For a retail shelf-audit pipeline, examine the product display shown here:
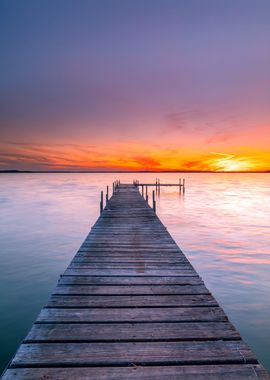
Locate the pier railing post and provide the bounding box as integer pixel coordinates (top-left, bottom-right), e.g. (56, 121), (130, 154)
(106, 186), (109, 203)
(146, 186), (148, 202)
(100, 190), (103, 214)
(152, 190), (156, 213)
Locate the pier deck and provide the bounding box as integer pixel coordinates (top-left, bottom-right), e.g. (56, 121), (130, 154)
(3, 184), (270, 379)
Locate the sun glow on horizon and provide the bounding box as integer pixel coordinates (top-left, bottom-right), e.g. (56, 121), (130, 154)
(206, 152), (259, 172)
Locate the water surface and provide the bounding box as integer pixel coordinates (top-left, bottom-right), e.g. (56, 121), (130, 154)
(0, 173), (269, 373)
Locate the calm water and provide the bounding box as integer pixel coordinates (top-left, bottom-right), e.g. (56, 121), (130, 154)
(0, 173), (270, 373)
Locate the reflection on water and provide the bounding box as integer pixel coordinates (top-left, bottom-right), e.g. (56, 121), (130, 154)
(0, 173), (269, 373)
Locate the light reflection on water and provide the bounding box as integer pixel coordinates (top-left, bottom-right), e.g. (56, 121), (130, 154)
(0, 173), (269, 373)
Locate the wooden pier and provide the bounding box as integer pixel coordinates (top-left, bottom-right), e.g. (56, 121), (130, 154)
(3, 184), (269, 379)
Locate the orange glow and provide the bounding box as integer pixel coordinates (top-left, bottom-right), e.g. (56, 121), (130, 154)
(204, 153), (260, 172)
(0, 140), (269, 172)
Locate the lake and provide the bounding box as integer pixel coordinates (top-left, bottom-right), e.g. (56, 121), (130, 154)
(0, 172), (269, 374)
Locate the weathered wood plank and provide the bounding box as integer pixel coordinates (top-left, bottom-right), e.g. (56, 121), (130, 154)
(25, 322), (240, 342)
(75, 249), (186, 262)
(64, 268), (197, 276)
(72, 257), (188, 264)
(68, 263), (193, 270)
(37, 307), (227, 323)
(3, 364), (270, 380)
(53, 285), (209, 295)
(47, 294), (217, 308)
(80, 245), (180, 249)
(10, 341), (257, 368)
(58, 275), (203, 286)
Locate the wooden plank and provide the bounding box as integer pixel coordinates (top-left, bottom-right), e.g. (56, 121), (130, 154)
(76, 252), (183, 259)
(46, 294), (217, 308)
(72, 257), (188, 264)
(68, 263), (193, 269)
(58, 275), (203, 285)
(3, 364), (270, 380)
(37, 307), (227, 323)
(64, 269), (197, 276)
(25, 322), (240, 342)
(10, 341), (257, 368)
(53, 284), (209, 295)
(80, 245), (179, 249)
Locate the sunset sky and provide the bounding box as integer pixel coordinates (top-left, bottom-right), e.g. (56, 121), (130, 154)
(0, 0), (269, 171)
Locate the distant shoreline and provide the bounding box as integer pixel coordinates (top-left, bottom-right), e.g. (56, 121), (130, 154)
(0, 170), (269, 174)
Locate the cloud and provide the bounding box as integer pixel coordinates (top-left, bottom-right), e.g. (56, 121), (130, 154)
(133, 156), (161, 169)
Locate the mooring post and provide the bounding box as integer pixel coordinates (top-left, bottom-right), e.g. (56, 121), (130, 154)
(183, 178), (185, 193)
(100, 190), (104, 214)
(152, 190), (156, 212)
(146, 186), (148, 202)
(106, 186), (109, 203)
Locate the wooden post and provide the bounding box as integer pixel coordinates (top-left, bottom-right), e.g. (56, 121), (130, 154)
(152, 190), (156, 213)
(106, 186), (109, 203)
(100, 190), (103, 215)
(183, 178), (185, 193)
(142, 185), (144, 197)
(146, 186), (148, 202)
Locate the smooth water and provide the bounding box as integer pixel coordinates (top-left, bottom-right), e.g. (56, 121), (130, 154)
(0, 173), (269, 373)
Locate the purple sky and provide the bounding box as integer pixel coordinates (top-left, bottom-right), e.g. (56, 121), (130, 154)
(0, 0), (270, 170)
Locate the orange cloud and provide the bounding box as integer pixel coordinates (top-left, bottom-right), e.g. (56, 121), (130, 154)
(0, 141), (269, 172)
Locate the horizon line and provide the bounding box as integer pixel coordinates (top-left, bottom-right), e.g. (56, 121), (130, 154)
(0, 169), (269, 174)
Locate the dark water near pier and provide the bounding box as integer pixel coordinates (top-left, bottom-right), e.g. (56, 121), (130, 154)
(0, 173), (269, 373)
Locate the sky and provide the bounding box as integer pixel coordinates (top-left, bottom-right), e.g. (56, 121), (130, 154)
(0, 0), (270, 171)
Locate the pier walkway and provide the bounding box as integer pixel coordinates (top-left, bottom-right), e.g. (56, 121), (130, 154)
(3, 184), (269, 379)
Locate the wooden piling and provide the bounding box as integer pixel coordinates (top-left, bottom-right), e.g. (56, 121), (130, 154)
(100, 190), (103, 214)
(152, 190), (156, 212)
